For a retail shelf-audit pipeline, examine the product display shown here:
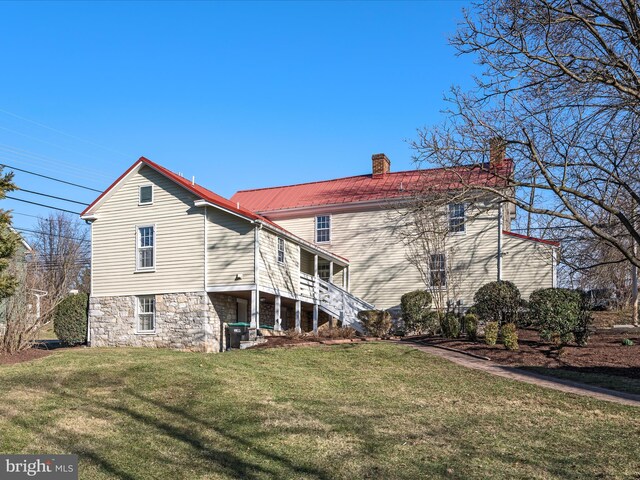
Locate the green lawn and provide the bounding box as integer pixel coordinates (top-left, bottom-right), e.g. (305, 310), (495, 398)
(1, 343), (639, 479)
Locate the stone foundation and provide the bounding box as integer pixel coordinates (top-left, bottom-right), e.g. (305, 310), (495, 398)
(89, 292), (238, 353)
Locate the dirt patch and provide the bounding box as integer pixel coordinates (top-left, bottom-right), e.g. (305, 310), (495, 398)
(417, 329), (640, 379)
(0, 348), (53, 365)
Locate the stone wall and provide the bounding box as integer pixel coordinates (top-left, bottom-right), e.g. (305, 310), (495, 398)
(89, 292), (237, 353)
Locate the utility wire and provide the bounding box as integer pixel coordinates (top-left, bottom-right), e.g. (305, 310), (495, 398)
(13, 226), (90, 243)
(18, 188), (89, 206)
(5, 196), (81, 215)
(0, 164), (102, 192)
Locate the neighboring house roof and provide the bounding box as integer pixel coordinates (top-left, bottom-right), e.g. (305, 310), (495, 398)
(81, 157), (349, 264)
(231, 160), (515, 213)
(10, 227), (33, 253)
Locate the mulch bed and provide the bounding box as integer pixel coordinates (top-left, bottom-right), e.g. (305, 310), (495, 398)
(415, 328), (640, 379)
(0, 348), (53, 365)
(251, 336), (381, 349)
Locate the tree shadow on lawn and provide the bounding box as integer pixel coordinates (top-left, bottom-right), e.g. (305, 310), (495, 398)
(8, 384), (334, 480)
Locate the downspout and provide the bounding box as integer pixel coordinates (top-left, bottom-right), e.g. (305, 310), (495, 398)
(497, 203), (503, 282)
(253, 223), (261, 330)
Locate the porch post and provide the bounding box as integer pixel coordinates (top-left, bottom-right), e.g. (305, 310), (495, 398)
(329, 261), (334, 284)
(295, 300), (301, 333)
(346, 266), (350, 292)
(313, 304), (319, 333)
(275, 295), (282, 331)
(314, 254), (318, 278)
(250, 290), (259, 329)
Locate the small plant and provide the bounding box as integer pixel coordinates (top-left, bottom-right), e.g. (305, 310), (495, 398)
(357, 310), (392, 337)
(501, 322), (519, 351)
(464, 313), (478, 341)
(529, 288), (589, 346)
(622, 338), (635, 346)
(440, 312), (460, 339)
(53, 293), (89, 346)
(283, 328), (303, 339)
(484, 321), (499, 346)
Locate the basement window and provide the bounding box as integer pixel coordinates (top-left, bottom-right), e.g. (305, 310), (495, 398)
(137, 296), (156, 333)
(139, 185), (153, 205)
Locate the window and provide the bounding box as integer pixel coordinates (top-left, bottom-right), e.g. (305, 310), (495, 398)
(449, 203), (465, 233)
(139, 185), (153, 205)
(277, 237), (285, 264)
(317, 261), (331, 282)
(316, 215), (331, 243)
(137, 296), (156, 333)
(429, 254), (446, 287)
(137, 225), (155, 270)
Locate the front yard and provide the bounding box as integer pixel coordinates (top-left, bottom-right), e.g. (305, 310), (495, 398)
(1, 343), (639, 479)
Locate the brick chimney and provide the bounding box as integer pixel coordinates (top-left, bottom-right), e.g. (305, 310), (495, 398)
(372, 153), (391, 178)
(489, 137), (506, 167)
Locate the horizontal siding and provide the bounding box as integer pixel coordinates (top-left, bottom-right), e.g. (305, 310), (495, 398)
(92, 165), (204, 297)
(502, 235), (554, 300)
(258, 229), (300, 295)
(206, 208), (255, 286)
(275, 204), (535, 309)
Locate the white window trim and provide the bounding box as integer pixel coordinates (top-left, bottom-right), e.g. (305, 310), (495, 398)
(448, 203), (466, 235)
(277, 237), (286, 264)
(138, 184), (154, 206)
(135, 224), (156, 273)
(135, 295), (156, 334)
(429, 253), (447, 288)
(315, 215), (332, 244)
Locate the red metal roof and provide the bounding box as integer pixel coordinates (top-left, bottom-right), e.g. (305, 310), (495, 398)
(231, 161), (514, 213)
(81, 157), (350, 263)
(503, 230), (560, 247)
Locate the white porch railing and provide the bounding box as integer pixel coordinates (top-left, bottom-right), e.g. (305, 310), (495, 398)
(299, 272), (374, 331)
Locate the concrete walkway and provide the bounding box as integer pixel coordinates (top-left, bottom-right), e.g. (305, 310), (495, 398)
(398, 340), (640, 407)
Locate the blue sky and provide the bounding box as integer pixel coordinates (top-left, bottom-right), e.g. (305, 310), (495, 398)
(0, 1), (476, 237)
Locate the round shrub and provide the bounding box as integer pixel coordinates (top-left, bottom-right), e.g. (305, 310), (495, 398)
(473, 281), (521, 325)
(484, 321), (499, 346)
(400, 290), (434, 335)
(529, 288), (582, 345)
(357, 310), (392, 337)
(440, 312), (460, 339)
(53, 292), (88, 346)
(464, 313), (478, 341)
(501, 323), (519, 350)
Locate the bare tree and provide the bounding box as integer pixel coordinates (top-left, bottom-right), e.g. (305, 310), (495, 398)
(412, 0), (640, 324)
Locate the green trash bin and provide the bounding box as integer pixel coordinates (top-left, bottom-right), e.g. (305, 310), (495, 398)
(227, 322), (251, 349)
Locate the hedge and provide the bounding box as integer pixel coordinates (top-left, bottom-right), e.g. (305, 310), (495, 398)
(53, 293), (88, 346)
(400, 290), (434, 335)
(473, 281), (521, 325)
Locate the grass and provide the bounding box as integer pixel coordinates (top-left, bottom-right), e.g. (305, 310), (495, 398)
(1, 343), (639, 479)
(521, 366), (640, 396)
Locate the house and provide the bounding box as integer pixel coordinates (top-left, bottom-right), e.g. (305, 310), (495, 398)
(232, 152), (558, 312)
(81, 157), (372, 352)
(82, 150), (557, 352)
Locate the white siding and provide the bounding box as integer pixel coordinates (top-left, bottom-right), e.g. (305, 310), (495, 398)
(502, 235), (555, 300)
(206, 208), (255, 286)
(275, 204), (505, 309)
(258, 228), (300, 295)
(92, 165), (204, 297)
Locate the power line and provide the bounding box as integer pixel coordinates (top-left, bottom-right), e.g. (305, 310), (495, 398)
(18, 188), (88, 206)
(13, 226), (90, 243)
(0, 164), (102, 192)
(5, 196), (81, 215)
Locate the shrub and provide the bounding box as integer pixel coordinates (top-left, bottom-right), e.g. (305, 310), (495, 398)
(357, 310), (392, 337)
(484, 321), (499, 346)
(464, 313), (478, 341)
(53, 293), (88, 346)
(473, 281), (521, 325)
(439, 312), (460, 339)
(622, 338), (635, 346)
(501, 323), (519, 350)
(318, 327), (356, 339)
(529, 288), (585, 345)
(400, 290), (434, 335)
(283, 328), (302, 339)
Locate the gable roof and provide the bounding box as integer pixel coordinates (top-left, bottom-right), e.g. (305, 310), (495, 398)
(230, 160), (514, 213)
(81, 157), (349, 264)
